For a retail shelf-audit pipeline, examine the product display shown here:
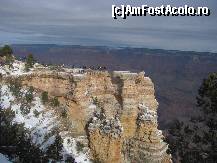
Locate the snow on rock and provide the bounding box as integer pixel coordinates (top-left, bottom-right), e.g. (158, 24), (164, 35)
(0, 84), (58, 149)
(88, 110), (123, 138)
(73, 74), (85, 78)
(0, 61), (91, 162)
(138, 103), (157, 123)
(0, 83), (91, 162)
(0, 85), (14, 109)
(0, 60), (32, 76)
(60, 133), (91, 163)
(12, 102), (58, 147)
(0, 153), (11, 163)
(88, 104), (97, 110)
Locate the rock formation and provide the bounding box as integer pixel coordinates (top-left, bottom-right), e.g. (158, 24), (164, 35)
(19, 68), (170, 163)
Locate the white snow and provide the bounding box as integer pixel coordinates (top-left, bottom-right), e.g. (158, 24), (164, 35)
(0, 61), (91, 162)
(113, 71), (130, 73)
(61, 133), (90, 163)
(0, 85), (58, 148)
(0, 154), (11, 163)
(72, 68), (84, 73)
(0, 83), (91, 162)
(12, 101), (57, 147)
(88, 104), (97, 110)
(73, 74), (84, 77)
(138, 103), (157, 123)
(84, 90), (89, 96)
(0, 85), (14, 109)
(0, 60), (33, 76)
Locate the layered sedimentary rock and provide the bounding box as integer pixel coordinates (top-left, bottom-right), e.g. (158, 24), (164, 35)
(126, 104), (170, 163)
(88, 110), (123, 163)
(20, 68), (170, 163)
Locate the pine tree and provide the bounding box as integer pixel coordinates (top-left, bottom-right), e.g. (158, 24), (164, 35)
(46, 134), (63, 161)
(0, 45), (13, 57)
(41, 91), (48, 104)
(0, 45), (14, 67)
(166, 72), (217, 163)
(196, 73), (217, 161)
(8, 78), (22, 98)
(51, 97), (60, 107)
(25, 86), (34, 103)
(0, 107), (47, 162)
(25, 54), (35, 71)
(5, 54), (14, 67)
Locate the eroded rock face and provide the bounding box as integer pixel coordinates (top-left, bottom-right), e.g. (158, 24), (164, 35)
(21, 69), (170, 163)
(88, 110), (123, 163)
(126, 105), (170, 163)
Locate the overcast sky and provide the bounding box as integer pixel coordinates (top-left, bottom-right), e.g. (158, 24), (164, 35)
(0, 0), (216, 52)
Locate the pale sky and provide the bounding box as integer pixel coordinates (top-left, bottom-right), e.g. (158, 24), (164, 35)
(0, 0), (216, 52)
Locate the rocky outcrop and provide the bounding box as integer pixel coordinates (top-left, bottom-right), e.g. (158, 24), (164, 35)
(126, 104), (170, 163)
(20, 68), (170, 163)
(88, 110), (123, 163)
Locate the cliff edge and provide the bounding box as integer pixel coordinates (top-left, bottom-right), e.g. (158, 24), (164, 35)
(17, 67), (170, 163)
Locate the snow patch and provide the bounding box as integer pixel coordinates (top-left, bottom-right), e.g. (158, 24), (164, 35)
(61, 133), (90, 163)
(0, 154), (11, 163)
(0, 60), (32, 76)
(0, 83), (91, 162)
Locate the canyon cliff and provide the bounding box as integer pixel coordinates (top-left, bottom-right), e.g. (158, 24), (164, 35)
(19, 68), (170, 163)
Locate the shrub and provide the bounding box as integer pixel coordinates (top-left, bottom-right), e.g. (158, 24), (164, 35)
(46, 134), (63, 161)
(25, 54), (35, 71)
(51, 97), (60, 107)
(8, 78), (22, 98)
(0, 107), (48, 162)
(5, 54), (14, 67)
(65, 156), (75, 163)
(25, 86), (34, 103)
(20, 103), (31, 115)
(67, 139), (71, 144)
(33, 109), (40, 117)
(41, 91), (48, 104)
(76, 141), (85, 153)
(61, 108), (67, 118)
(0, 45), (13, 57)
(44, 132), (53, 141)
(92, 96), (99, 105)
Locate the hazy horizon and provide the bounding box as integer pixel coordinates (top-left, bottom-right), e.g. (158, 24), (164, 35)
(6, 43), (216, 54)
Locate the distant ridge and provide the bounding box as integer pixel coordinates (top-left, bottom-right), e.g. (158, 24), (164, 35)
(12, 44), (217, 56)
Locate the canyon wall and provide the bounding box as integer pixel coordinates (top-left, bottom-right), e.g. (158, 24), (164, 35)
(21, 69), (170, 163)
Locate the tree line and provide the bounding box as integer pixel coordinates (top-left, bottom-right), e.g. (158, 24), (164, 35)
(166, 73), (217, 163)
(0, 45), (35, 71)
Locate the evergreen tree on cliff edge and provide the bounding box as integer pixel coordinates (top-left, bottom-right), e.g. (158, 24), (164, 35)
(166, 72), (217, 163)
(25, 54), (35, 71)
